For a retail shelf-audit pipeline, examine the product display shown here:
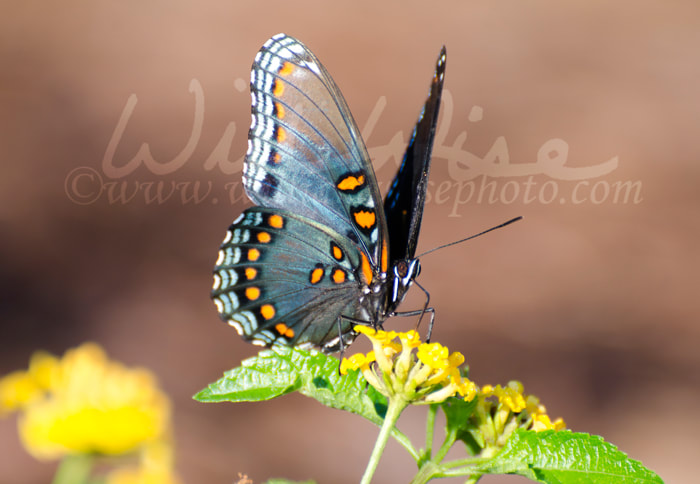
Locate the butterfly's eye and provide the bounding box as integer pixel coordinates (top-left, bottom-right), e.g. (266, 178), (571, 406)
(396, 260), (409, 278)
(395, 259), (420, 283)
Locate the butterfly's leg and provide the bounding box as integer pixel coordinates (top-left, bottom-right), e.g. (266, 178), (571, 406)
(389, 306), (436, 341)
(423, 307), (435, 342)
(334, 314), (374, 373)
(335, 314), (373, 355)
(390, 278), (436, 340)
(335, 316), (346, 358)
(338, 314), (374, 329)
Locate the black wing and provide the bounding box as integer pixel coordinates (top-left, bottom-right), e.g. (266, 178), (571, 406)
(383, 47), (446, 263)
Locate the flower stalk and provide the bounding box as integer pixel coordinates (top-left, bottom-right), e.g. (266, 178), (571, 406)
(360, 394), (409, 484)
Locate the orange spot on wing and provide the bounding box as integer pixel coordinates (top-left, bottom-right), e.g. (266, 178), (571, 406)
(274, 102), (285, 119)
(381, 240), (388, 273)
(276, 126), (286, 143)
(261, 304), (275, 320)
(275, 322), (295, 338)
(268, 214), (284, 228)
(272, 79), (284, 97)
(332, 268), (346, 284)
(271, 152), (281, 164)
(337, 174), (365, 192)
(245, 267), (257, 280)
(245, 287), (261, 300)
(310, 267), (324, 284)
(331, 243), (343, 261)
(361, 253), (373, 285)
(257, 232), (271, 243)
(248, 248), (260, 261)
(353, 210), (376, 229)
(279, 62), (294, 76)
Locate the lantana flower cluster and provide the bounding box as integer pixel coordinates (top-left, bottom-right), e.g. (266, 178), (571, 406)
(341, 327), (565, 456)
(340, 326), (477, 404)
(473, 380), (566, 455)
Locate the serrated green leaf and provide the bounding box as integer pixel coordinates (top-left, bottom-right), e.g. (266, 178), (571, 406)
(194, 347), (388, 425)
(193, 347), (303, 402)
(476, 429), (663, 484)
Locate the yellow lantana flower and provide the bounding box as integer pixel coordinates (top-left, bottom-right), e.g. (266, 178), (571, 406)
(0, 371), (42, 414)
(482, 381), (527, 413)
(1, 343), (171, 460)
(531, 412), (566, 432)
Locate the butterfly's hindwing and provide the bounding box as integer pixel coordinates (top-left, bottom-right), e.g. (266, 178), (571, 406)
(212, 207), (365, 349)
(244, 34), (387, 267)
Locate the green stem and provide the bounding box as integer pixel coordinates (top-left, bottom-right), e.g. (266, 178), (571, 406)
(390, 427), (419, 461)
(52, 454), (94, 484)
(433, 428), (457, 463)
(442, 456), (491, 469)
(435, 464), (484, 481)
(423, 404), (437, 460)
(360, 396), (409, 484)
(410, 460), (441, 484)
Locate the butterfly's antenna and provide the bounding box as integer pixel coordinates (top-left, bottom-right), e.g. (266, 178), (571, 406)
(417, 216), (523, 258)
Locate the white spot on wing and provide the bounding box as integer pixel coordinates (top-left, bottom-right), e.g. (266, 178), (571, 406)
(213, 297), (224, 314)
(232, 310), (257, 333)
(306, 61), (321, 76)
(227, 319), (244, 335)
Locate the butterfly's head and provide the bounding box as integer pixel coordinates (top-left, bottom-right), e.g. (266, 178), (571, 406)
(390, 258), (421, 304)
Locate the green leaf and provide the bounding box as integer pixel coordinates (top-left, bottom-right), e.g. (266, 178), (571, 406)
(194, 347), (388, 425)
(477, 429), (664, 484)
(442, 396), (477, 429)
(441, 397), (481, 454)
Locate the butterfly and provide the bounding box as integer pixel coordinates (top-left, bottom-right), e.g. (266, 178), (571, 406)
(212, 33), (445, 352)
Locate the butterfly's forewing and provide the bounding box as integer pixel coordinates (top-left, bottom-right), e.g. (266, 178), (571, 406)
(384, 47), (446, 262)
(212, 208), (364, 349)
(245, 34), (388, 268)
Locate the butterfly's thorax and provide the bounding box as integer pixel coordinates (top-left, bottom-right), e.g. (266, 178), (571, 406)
(354, 266), (384, 322)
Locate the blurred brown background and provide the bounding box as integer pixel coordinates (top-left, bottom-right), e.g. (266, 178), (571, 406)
(1, 1), (698, 483)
